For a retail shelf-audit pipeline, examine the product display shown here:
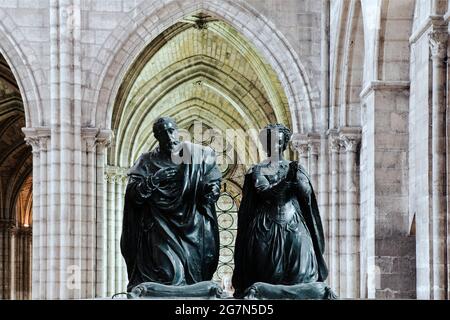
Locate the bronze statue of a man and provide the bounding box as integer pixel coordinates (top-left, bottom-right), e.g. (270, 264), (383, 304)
(120, 117), (222, 292)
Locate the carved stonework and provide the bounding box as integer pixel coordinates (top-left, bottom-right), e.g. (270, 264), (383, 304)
(339, 127), (361, 153)
(0, 219), (13, 231)
(340, 135), (360, 153)
(104, 171), (116, 184)
(24, 137), (42, 154)
(328, 135), (342, 154)
(105, 166), (128, 184)
(429, 30), (448, 59)
(308, 135), (321, 156)
(297, 143), (310, 156)
(291, 133), (309, 155)
(22, 127), (51, 155)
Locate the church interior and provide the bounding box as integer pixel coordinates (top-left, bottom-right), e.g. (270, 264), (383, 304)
(0, 0), (449, 300)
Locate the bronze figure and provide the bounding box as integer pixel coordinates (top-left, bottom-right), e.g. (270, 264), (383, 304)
(120, 117), (222, 292)
(232, 123), (334, 299)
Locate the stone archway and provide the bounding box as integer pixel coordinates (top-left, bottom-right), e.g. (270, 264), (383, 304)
(0, 9), (44, 128)
(0, 53), (33, 300)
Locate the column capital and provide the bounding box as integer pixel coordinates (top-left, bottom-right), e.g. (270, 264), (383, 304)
(16, 226), (32, 235)
(327, 130), (342, 153)
(291, 132), (322, 155)
(429, 29), (448, 59)
(105, 170), (117, 183)
(339, 127), (361, 153)
(105, 165), (128, 184)
(22, 127), (51, 154)
(291, 133), (310, 155)
(307, 133), (321, 155)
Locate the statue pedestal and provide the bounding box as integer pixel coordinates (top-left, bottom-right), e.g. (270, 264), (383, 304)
(124, 281), (225, 299)
(113, 281), (337, 300)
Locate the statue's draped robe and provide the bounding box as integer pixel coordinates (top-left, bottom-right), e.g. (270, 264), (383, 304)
(121, 142), (221, 291)
(232, 161), (328, 296)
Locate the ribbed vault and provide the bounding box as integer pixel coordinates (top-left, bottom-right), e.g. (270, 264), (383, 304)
(110, 17), (292, 169)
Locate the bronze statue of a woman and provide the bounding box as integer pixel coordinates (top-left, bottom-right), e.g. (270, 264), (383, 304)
(232, 124), (335, 299)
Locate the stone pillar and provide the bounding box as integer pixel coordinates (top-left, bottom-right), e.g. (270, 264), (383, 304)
(24, 227), (32, 300)
(293, 135), (310, 171)
(340, 127), (361, 298)
(105, 170), (116, 296)
(13, 226), (32, 300)
(94, 131), (112, 298)
(291, 133), (322, 184)
(0, 221), (13, 299)
(318, 134), (330, 268)
(10, 226), (16, 299)
(115, 173), (127, 293)
(24, 126), (112, 299)
(23, 127), (50, 300)
(321, 0), (330, 129)
(328, 131), (341, 293)
(429, 29), (448, 299)
(81, 128), (112, 298)
(308, 134), (321, 191)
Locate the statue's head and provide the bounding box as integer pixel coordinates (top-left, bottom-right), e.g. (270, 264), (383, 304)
(259, 123), (292, 157)
(153, 117), (180, 153)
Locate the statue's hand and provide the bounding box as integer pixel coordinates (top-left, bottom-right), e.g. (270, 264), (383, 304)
(203, 183), (220, 204)
(150, 167), (178, 186)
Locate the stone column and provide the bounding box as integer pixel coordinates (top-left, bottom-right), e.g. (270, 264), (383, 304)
(340, 127), (361, 298)
(105, 169), (116, 297)
(328, 131), (341, 293)
(82, 128), (112, 298)
(291, 133), (322, 182)
(10, 226), (16, 299)
(292, 135), (310, 171)
(429, 29), (448, 300)
(115, 173), (127, 293)
(13, 226), (32, 300)
(360, 80), (412, 298)
(321, 0), (330, 129)
(24, 227), (32, 300)
(94, 130), (112, 297)
(308, 135), (321, 191)
(318, 134), (330, 267)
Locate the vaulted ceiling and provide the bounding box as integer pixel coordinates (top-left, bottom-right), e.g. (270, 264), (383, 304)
(110, 16), (291, 168)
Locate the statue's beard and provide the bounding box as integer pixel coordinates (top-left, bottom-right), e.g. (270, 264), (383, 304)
(161, 140), (181, 152)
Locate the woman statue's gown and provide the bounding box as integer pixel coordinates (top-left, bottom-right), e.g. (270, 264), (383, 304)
(232, 160), (328, 296)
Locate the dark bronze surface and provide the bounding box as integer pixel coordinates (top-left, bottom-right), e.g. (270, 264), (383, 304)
(232, 124), (332, 299)
(121, 117), (222, 294)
